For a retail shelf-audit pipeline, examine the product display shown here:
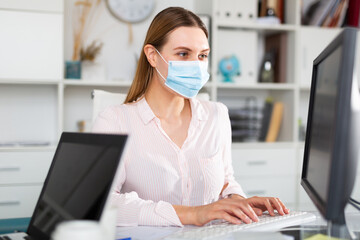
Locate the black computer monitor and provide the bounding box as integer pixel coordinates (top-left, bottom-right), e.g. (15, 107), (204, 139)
(301, 28), (360, 238)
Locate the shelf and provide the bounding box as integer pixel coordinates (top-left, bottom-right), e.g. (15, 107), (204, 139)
(232, 141), (296, 149)
(63, 79), (132, 87)
(217, 82), (296, 90)
(0, 145), (57, 152)
(0, 79), (60, 85)
(216, 21), (297, 33)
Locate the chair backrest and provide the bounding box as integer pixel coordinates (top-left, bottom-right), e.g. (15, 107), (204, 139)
(92, 90), (126, 123)
(91, 89), (210, 123)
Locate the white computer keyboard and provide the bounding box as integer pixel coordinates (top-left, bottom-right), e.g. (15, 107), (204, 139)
(164, 211), (316, 240)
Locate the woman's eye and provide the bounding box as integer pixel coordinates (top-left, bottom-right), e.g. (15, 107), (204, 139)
(199, 54), (208, 59)
(177, 52), (188, 57)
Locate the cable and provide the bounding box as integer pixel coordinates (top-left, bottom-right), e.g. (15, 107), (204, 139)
(349, 197), (360, 206)
(349, 200), (360, 211)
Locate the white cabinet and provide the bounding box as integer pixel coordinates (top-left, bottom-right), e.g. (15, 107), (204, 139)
(0, 148), (55, 219)
(0, 185), (43, 219)
(0, 10), (63, 80)
(232, 145), (297, 206)
(0, 151), (53, 184)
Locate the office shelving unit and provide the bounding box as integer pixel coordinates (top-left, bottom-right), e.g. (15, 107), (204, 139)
(0, 0), (358, 219)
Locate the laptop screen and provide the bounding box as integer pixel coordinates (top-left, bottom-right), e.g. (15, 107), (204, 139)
(27, 133), (127, 240)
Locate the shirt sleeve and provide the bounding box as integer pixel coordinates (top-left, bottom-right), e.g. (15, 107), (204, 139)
(217, 103), (247, 199)
(92, 108), (183, 227)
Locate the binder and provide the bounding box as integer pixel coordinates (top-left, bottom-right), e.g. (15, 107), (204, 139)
(266, 102), (284, 142)
(259, 98), (273, 141)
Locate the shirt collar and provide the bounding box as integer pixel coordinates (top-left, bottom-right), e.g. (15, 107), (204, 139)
(136, 96), (209, 125)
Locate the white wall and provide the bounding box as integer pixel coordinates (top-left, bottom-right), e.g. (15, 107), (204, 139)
(64, 0), (196, 82)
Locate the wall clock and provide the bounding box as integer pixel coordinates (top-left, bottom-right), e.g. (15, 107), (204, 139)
(106, 0), (155, 23)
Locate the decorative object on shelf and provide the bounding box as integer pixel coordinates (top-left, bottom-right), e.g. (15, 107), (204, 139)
(258, 50), (275, 83)
(66, 0), (103, 79)
(106, 0), (155, 44)
(218, 55), (241, 83)
(80, 40), (106, 80)
(77, 120), (92, 132)
(65, 60), (81, 79)
(258, 0), (284, 23)
(264, 33), (287, 83)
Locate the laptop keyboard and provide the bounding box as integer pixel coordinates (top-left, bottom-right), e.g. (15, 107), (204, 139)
(0, 236), (11, 240)
(0, 235), (31, 240)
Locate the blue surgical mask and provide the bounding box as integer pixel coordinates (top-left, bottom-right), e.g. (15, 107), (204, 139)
(154, 48), (210, 98)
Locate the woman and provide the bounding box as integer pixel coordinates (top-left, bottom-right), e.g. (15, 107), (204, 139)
(93, 6), (289, 227)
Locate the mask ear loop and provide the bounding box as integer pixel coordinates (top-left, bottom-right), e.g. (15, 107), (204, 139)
(154, 48), (169, 82)
(154, 48), (169, 65)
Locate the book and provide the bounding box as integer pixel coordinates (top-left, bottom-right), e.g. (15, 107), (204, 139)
(258, 98), (274, 141)
(308, 0), (338, 26)
(265, 102), (284, 142)
(347, 0), (360, 26)
(322, 0), (349, 27)
(265, 33), (287, 83)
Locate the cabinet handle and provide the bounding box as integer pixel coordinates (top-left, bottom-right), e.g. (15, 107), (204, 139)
(247, 190), (266, 196)
(0, 200), (20, 206)
(0, 166), (20, 171)
(247, 161), (267, 166)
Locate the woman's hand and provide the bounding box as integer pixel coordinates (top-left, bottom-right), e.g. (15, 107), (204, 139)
(173, 195), (290, 226)
(236, 195), (290, 217)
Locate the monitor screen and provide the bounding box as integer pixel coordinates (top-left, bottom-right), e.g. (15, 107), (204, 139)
(28, 133), (126, 239)
(306, 46), (342, 203)
(301, 28), (359, 232)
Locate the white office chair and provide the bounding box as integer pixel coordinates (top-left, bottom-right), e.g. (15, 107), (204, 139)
(91, 89), (210, 123)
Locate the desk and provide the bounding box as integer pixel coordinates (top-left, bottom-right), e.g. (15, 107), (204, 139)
(115, 212), (360, 240)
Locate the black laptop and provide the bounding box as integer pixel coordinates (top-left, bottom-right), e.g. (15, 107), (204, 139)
(0, 132), (127, 240)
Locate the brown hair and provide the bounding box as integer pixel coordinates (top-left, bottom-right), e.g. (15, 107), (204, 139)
(124, 7), (208, 103)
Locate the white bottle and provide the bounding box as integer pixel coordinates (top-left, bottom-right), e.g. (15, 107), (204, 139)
(52, 220), (103, 240)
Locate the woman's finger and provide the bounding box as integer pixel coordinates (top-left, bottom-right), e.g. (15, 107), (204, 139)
(269, 197), (284, 215)
(276, 198), (290, 214)
(238, 204), (259, 222)
(215, 211), (242, 225)
(252, 207), (263, 216)
(263, 198), (276, 216)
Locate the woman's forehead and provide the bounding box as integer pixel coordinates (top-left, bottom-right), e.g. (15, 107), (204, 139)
(165, 26), (209, 51)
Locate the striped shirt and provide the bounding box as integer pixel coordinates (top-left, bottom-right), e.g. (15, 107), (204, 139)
(92, 97), (245, 227)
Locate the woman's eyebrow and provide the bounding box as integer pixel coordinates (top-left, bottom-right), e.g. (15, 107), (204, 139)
(173, 46), (192, 51)
(173, 46), (210, 52)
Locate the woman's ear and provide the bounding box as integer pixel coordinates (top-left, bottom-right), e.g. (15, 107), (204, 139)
(144, 44), (157, 68)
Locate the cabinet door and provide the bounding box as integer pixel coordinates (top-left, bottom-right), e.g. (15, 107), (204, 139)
(0, 10), (63, 79)
(299, 27), (341, 86)
(0, 185), (42, 219)
(0, 151), (54, 184)
(232, 148), (296, 177)
(237, 176), (296, 204)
